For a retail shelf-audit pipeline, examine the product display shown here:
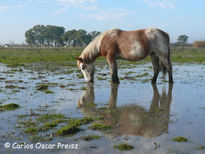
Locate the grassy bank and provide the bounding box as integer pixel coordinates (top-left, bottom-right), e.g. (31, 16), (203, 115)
(0, 47), (82, 65)
(0, 47), (205, 65)
(171, 47), (205, 63)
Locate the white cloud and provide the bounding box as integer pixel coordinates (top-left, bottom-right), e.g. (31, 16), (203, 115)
(0, 3), (28, 14)
(0, 6), (13, 13)
(79, 9), (131, 21)
(142, 0), (176, 9)
(82, 4), (99, 10)
(57, 0), (97, 7)
(53, 0), (98, 15)
(27, 0), (51, 3)
(52, 6), (69, 15)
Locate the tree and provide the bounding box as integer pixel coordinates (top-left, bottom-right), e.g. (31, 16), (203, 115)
(177, 35), (188, 46)
(25, 25), (47, 47)
(25, 28), (36, 46)
(33, 25), (47, 47)
(45, 25), (65, 47)
(25, 25), (65, 47)
(89, 31), (101, 40)
(62, 29), (92, 47)
(75, 29), (91, 47)
(62, 29), (77, 47)
(25, 24), (101, 47)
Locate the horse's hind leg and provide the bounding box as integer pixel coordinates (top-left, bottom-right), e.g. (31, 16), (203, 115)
(158, 56), (173, 84)
(150, 53), (160, 84)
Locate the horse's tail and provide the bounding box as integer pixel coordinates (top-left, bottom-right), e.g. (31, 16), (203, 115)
(158, 29), (171, 78)
(146, 28), (171, 74)
(160, 62), (167, 78)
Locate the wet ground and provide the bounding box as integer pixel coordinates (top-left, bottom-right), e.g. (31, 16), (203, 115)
(0, 62), (205, 154)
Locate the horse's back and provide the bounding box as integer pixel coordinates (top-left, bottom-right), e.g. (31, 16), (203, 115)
(100, 29), (147, 60)
(99, 28), (170, 61)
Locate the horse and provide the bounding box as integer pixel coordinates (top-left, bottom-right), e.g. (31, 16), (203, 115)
(76, 28), (173, 84)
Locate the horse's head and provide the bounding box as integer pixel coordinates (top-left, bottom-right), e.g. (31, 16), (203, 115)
(77, 57), (94, 82)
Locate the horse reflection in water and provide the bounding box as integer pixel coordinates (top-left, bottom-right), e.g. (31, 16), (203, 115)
(78, 83), (173, 138)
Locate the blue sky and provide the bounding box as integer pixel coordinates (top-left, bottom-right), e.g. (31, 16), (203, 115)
(0, 0), (205, 44)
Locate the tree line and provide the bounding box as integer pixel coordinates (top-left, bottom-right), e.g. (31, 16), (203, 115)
(25, 25), (101, 47)
(24, 26), (205, 48)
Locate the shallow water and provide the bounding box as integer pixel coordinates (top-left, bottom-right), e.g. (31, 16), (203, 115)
(0, 62), (205, 154)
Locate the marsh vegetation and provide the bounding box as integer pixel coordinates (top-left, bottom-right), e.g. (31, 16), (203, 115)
(0, 47), (205, 153)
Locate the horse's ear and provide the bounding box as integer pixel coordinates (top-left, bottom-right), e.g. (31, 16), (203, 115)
(76, 57), (83, 62)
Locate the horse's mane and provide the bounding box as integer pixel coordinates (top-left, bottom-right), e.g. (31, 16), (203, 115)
(80, 29), (117, 63)
(80, 32), (106, 63)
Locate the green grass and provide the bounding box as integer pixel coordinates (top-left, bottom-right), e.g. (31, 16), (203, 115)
(5, 85), (18, 89)
(197, 145), (205, 150)
(97, 76), (106, 80)
(18, 120), (38, 127)
(0, 47), (205, 66)
(0, 103), (20, 111)
(36, 84), (49, 91)
(44, 90), (54, 94)
(24, 127), (39, 135)
(36, 84), (54, 94)
(39, 122), (58, 132)
(68, 117), (94, 126)
(0, 47), (82, 65)
(173, 136), (188, 142)
(89, 123), (111, 131)
(17, 113), (95, 138)
(136, 72), (149, 77)
(171, 47), (205, 63)
(80, 135), (100, 141)
(114, 143), (134, 151)
(56, 117), (94, 136)
(37, 113), (67, 122)
(56, 124), (80, 136)
(29, 135), (53, 142)
(17, 114), (68, 136)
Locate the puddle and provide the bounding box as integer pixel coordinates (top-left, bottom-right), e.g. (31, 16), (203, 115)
(0, 62), (205, 154)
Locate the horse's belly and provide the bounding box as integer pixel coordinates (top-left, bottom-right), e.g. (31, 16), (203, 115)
(122, 42), (147, 61)
(129, 49), (146, 60)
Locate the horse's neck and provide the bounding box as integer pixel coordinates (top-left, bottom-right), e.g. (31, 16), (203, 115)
(80, 43), (100, 63)
(80, 32), (106, 63)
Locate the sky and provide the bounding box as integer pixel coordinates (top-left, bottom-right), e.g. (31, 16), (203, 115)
(0, 0), (205, 44)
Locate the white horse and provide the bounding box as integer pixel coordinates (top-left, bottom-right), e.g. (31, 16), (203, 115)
(77, 28), (173, 84)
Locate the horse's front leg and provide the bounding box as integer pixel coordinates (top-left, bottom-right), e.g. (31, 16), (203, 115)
(107, 59), (119, 83)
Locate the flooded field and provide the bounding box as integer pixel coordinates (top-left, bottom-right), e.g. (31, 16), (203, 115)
(0, 60), (205, 154)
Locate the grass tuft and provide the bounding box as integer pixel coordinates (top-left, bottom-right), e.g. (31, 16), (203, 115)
(0, 103), (20, 111)
(56, 124), (80, 136)
(37, 114), (66, 122)
(24, 127), (39, 135)
(89, 123), (111, 131)
(80, 135), (100, 141)
(173, 137), (188, 142)
(114, 143), (134, 151)
(36, 84), (48, 91)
